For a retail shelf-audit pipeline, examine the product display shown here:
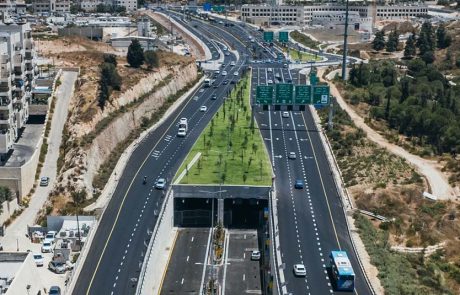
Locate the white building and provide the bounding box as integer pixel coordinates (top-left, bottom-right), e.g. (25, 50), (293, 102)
(0, 252), (45, 295)
(0, 22), (36, 156)
(241, 4), (304, 26)
(32, 0), (71, 14)
(310, 11), (372, 32)
(114, 0), (136, 12)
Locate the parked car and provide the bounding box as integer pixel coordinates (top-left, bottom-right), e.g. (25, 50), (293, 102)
(294, 179), (304, 189)
(40, 177), (49, 186)
(44, 231), (57, 242)
(48, 261), (66, 274)
(33, 254), (44, 267)
(155, 178), (166, 190)
(293, 264), (306, 276)
(251, 250), (261, 261)
(41, 241), (54, 253)
(49, 286), (61, 295)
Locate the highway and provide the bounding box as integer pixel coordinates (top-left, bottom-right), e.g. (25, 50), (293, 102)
(72, 9), (372, 295)
(72, 23), (245, 294)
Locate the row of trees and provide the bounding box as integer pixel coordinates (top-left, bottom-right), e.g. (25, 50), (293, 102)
(348, 59), (460, 154)
(372, 22), (452, 64)
(127, 39), (159, 69)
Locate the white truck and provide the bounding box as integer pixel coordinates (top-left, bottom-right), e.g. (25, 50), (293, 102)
(178, 118), (188, 137)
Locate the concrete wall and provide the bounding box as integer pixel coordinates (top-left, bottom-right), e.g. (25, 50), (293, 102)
(0, 198), (20, 226)
(58, 27), (103, 40)
(47, 215), (95, 232)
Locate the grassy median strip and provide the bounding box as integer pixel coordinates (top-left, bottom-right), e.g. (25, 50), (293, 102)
(176, 73), (271, 185)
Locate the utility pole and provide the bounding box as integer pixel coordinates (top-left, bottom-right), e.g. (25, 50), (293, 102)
(341, 0), (350, 81)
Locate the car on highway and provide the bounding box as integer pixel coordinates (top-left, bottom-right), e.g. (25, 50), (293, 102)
(288, 152), (296, 159)
(211, 94), (217, 100)
(267, 68), (272, 72)
(233, 71), (238, 76)
(215, 70), (220, 75)
(230, 61), (236, 66)
(193, 96), (199, 101)
(33, 254), (44, 267)
(199, 89), (205, 93)
(155, 178), (166, 190)
(41, 241), (54, 253)
(267, 80), (273, 85)
(223, 80), (229, 85)
(48, 261), (66, 274)
(222, 71), (227, 76)
(225, 52), (230, 56)
(200, 106), (207, 112)
(218, 20), (224, 24)
(282, 111), (289, 118)
(251, 250), (261, 261)
(177, 128), (186, 137)
(293, 264), (306, 276)
(40, 176), (49, 186)
(283, 63), (288, 68)
(49, 286), (61, 295)
(294, 179), (304, 189)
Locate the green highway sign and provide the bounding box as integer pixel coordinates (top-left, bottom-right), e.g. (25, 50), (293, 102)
(263, 31), (274, 42)
(256, 85), (274, 104)
(279, 31), (289, 43)
(313, 85), (330, 104)
(212, 5), (225, 12)
(295, 85), (311, 104)
(275, 83), (294, 104)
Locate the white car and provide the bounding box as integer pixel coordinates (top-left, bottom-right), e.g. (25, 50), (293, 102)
(199, 89), (205, 93)
(33, 254), (44, 267)
(41, 241), (54, 253)
(293, 264), (307, 276)
(155, 178), (166, 189)
(230, 61), (236, 66)
(288, 152), (296, 159)
(251, 250), (261, 261)
(215, 70), (220, 74)
(200, 106), (207, 112)
(282, 111), (289, 118)
(233, 71), (238, 76)
(267, 80), (273, 85)
(44, 231), (57, 242)
(222, 71), (227, 76)
(267, 68), (273, 72)
(177, 128), (186, 137)
(48, 261), (66, 274)
(179, 118), (187, 125)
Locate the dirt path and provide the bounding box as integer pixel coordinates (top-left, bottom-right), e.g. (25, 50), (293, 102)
(324, 71), (458, 200)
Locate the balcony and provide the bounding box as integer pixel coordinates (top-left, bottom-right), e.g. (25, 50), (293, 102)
(0, 114), (10, 125)
(0, 132), (9, 154)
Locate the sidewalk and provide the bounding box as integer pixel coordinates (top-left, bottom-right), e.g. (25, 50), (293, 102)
(0, 70), (78, 250)
(326, 75), (458, 200)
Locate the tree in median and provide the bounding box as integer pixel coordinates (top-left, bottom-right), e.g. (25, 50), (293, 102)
(372, 30), (385, 51)
(144, 50), (159, 70)
(127, 39), (144, 68)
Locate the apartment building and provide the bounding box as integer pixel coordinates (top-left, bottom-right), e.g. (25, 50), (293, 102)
(32, 0), (71, 14)
(241, 5), (304, 25)
(0, 22), (35, 156)
(0, 0), (26, 15)
(114, 0), (137, 12)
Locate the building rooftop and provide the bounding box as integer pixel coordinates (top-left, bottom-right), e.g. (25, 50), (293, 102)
(0, 252), (28, 281)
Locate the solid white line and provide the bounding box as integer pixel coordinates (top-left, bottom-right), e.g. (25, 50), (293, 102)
(199, 228), (212, 295)
(222, 231), (230, 295)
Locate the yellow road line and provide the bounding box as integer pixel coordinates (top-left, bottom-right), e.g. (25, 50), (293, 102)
(85, 82), (201, 295)
(157, 229), (179, 295)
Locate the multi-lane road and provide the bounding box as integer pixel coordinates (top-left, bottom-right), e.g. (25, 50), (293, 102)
(72, 10), (372, 295)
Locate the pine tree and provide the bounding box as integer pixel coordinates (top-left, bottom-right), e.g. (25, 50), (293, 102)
(127, 39), (144, 68)
(417, 21), (435, 55)
(372, 30), (385, 51)
(404, 34), (416, 59)
(436, 23), (452, 49)
(386, 30), (399, 52)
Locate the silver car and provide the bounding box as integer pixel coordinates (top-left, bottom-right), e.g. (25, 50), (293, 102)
(155, 178), (166, 190)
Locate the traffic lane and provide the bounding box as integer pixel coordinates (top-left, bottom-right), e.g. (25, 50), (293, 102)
(225, 230), (262, 295)
(291, 108), (367, 294)
(160, 228), (211, 294)
(74, 55), (239, 293)
(282, 112), (335, 294)
(267, 112), (309, 293)
(300, 109), (372, 294)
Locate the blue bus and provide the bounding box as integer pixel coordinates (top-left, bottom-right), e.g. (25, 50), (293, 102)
(329, 251), (355, 292)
